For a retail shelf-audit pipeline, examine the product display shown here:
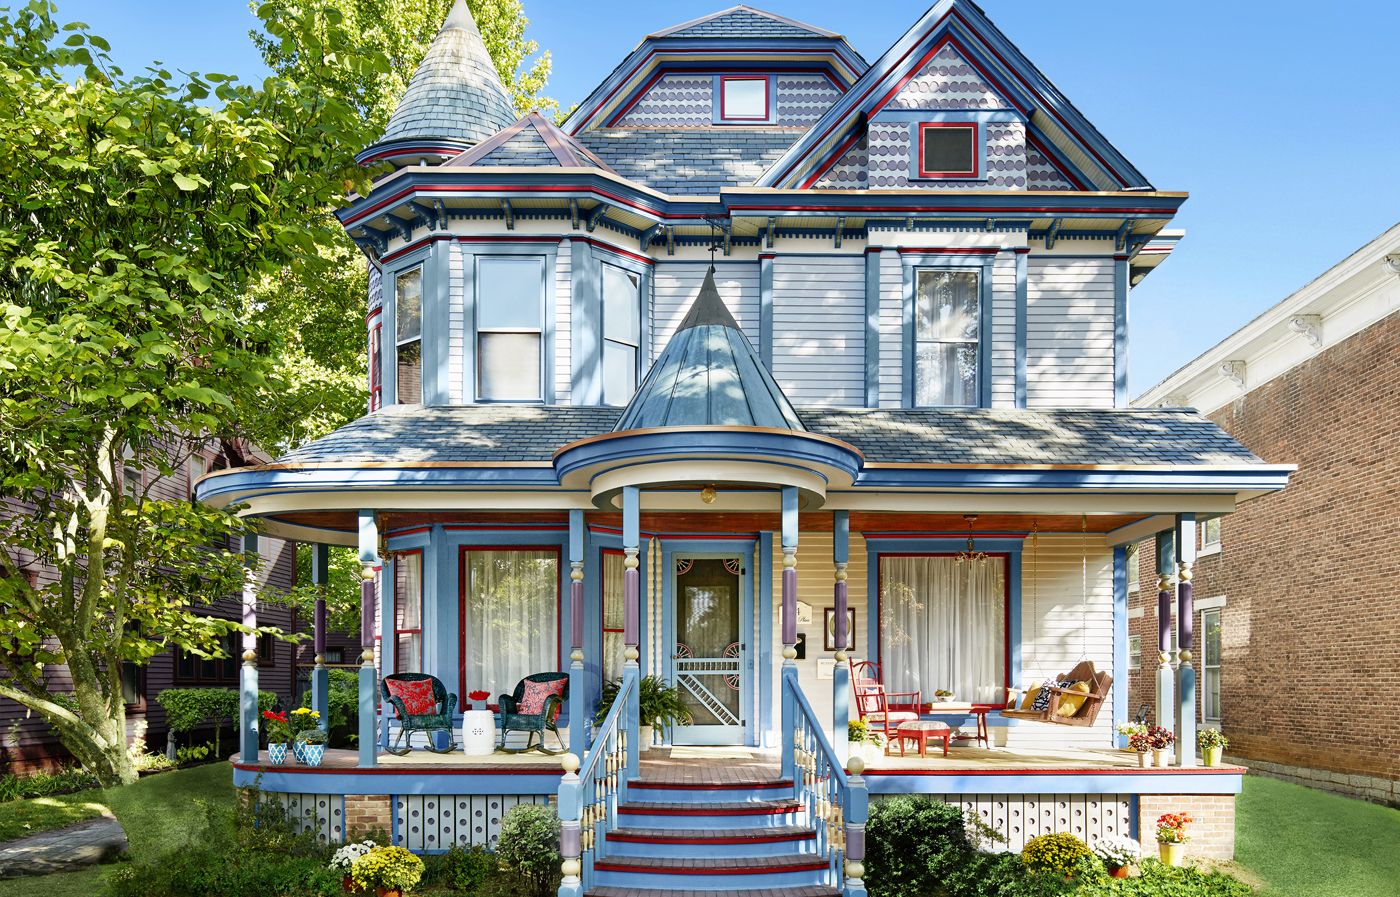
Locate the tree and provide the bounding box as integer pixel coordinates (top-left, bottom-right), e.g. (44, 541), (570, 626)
(0, 0), (389, 785)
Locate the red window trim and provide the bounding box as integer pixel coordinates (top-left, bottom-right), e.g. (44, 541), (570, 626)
(457, 545), (563, 701)
(719, 75), (769, 122)
(916, 121), (981, 179)
(394, 549), (424, 673)
(874, 552), (1011, 700)
(369, 322), (383, 411)
(600, 548), (626, 682)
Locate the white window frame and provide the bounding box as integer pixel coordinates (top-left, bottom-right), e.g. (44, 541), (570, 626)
(475, 255), (546, 403)
(1199, 517), (1222, 556)
(1128, 634), (1141, 671)
(912, 267), (982, 408)
(394, 265), (424, 406)
(1201, 607), (1222, 723)
(601, 262), (642, 407)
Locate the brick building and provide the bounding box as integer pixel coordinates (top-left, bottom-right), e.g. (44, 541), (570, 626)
(1130, 222), (1400, 806)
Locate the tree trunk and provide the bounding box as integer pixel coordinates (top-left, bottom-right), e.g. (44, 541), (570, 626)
(65, 656), (140, 787)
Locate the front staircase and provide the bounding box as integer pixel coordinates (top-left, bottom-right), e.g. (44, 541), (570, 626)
(585, 751), (837, 897)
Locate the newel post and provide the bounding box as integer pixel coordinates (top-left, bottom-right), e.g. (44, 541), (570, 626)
(557, 752), (583, 897)
(1154, 529), (1176, 739)
(832, 510), (851, 764)
(621, 486), (641, 780)
(1175, 514), (1197, 767)
(357, 511), (380, 768)
(780, 486), (799, 782)
(843, 755), (870, 897)
(568, 510), (587, 758)
(239, 533), (260, 763)
(310, 543), (331, 731)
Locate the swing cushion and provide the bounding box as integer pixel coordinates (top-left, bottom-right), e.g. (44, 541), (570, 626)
(1019, 684), (1042, 711)
(1032, 679), (1073, 712)
(1055, 681), (1092, 717)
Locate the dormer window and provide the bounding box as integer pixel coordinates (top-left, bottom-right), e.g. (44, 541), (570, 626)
(395, 266), (423, 405)
(917, 122), (980, 179)
(719, 76), (769, 122)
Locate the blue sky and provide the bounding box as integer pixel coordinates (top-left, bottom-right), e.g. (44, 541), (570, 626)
(52, 0), (1400, 394)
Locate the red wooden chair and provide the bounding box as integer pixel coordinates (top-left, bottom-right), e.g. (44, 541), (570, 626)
(848, 659), (922, 746)
(849, 659), (922, 713)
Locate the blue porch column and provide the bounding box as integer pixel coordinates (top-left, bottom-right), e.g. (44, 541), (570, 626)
(239, 533), (260, 762)
(357, 511), (380, 768)
(1175, 515), (1198, 767)
(622, 487), (641, 780)
(567, 509), (587, 758)
(832, 510), (851, 765)
(310, 543), (330, 731)
(1154, 530), (1176, 739)
(779, 487), (799, 783)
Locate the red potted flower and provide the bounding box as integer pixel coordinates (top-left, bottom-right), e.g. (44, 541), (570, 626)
(468, 690), (491, 712)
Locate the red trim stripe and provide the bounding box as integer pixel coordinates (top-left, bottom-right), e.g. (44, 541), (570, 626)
(594, 859), (829, 874)
(629, 779), (794, 791)
(619, 803), (799, 816)
(608, 831), (813, 845)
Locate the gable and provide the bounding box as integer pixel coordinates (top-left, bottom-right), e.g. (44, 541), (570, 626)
(475, 128), (558, 167)
(887, 44), (1007, 111)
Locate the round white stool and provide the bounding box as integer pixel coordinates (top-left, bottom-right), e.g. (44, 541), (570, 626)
(462, 709), (497, 756)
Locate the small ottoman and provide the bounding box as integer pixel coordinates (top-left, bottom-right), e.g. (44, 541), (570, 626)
(893, 721), (952, 758)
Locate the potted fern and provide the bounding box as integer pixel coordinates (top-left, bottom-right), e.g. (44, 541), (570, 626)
(595, 675), (691, 752)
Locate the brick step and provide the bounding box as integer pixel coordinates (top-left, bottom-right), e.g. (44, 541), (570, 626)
(592, 854), (832, 891)
(605, 825), (816, 858)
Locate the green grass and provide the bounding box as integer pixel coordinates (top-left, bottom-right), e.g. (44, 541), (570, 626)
(0, 763), (232, 897)
(0, 794), (108, 843)
(1235, 775), (1400, 897)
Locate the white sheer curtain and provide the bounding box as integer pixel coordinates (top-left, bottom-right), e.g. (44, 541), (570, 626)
(602, 552), (625, 683)
(879, 556), (1005, 703)
(463, 549), (558, 699)
(394, 553), (423, 673)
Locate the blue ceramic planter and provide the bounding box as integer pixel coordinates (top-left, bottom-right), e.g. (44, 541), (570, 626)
(300, 743), (325, 767)
(267, 742), (288, 765)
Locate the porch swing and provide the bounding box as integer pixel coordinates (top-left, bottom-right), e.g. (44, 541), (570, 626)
(1000, 516), (1113, 728)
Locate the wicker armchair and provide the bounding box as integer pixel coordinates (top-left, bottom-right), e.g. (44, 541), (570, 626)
(498, 672), (569, 754)
(381, 673), (458, 756)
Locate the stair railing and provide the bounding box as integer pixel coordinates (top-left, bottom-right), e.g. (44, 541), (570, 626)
(558, 666), (636, 897)
(784, 668), (869, 897)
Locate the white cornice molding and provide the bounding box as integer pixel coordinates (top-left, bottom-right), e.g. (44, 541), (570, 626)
(1136, 221), (1400, 411)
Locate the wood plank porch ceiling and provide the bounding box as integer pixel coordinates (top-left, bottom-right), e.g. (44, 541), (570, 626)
(281, 510), (1141, 536)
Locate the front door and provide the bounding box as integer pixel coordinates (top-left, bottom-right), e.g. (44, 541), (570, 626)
(668, 555), (751, 745)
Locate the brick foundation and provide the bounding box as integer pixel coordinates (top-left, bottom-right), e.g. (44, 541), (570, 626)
(344, 794), (393, 838)
(1137, 793), (1236, 861)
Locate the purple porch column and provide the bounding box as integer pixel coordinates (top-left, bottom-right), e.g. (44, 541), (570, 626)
(1154, 529), (1176, 739)
(238, 533), (260, 762)
(357, 511), (379, 768)
(1175, 515), (1198, 766)
(622, 486), (641, 779)
(832, 510), (850, 763)
(568, 508), (586, 757)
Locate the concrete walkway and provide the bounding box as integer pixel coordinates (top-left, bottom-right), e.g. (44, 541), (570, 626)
(0, 815), (127, 879)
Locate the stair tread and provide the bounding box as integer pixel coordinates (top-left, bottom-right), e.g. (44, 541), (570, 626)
(595, 854), (829, 871)
(609, 825), (816, 841)
(588, 888), (837, 897)
(630, 777), (793, 789)
(620, 799), (799, 811)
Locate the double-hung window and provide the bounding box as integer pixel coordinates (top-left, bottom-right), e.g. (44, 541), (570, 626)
(601, 550), (626, 683)
(1202, 608), (1222, 722)
(395, 267), (423, 405)
(1200, 518), (1221, 553)
(602, 264), (642, 405)
(477, 257), (544, 401)
(914, 269), (980, 406)
(461, 548), (559, 699)
(394, 551), (423, 673)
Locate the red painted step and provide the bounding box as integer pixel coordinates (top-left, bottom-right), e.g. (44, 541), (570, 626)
(587, 888), (838, 897)
(618, 799), (800, 816)
(593, 855), (830, 876)
(607, 825), (815, 845)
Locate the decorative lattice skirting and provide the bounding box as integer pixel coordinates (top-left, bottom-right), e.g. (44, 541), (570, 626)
(394, 794), (551, 852)
(262, 792), (346, 845)
(877, 793), (1134, 852)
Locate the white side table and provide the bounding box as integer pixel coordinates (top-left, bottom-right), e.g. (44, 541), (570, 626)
(462, 709), (497, 757)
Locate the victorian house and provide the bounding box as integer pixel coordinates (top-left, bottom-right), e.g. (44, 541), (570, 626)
(197, 2), (1291, 889)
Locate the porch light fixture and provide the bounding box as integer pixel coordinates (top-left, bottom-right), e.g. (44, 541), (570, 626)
(700, 485), (718, 504)
(956, 514), (989, 566)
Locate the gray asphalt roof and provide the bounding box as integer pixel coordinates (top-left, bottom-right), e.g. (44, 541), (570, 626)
(271, 405), (1262, 468)
(575, 128), (801, 195)
(661, 7), (833, 39)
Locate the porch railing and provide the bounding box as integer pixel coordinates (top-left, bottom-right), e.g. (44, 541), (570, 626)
(558, 666), (636, 897)
(784, 669), (869, 897)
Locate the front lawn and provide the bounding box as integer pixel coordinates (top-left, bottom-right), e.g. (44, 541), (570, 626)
(1235, 775), (1400, 897)
(0, 763), (232, 897)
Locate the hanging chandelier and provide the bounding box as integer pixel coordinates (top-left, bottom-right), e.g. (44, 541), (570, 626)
(956, 514), (989, 565)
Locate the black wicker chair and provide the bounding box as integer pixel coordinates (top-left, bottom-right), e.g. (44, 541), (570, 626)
(381, 673), (458, 756)
(498, 672), (569, 754)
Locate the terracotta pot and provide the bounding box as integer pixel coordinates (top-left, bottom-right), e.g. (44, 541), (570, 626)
(374, 888), (402, 897)
(1204, 745), (1223, 767)
(341, 875), (358, 893)
(1159, 841), (1184, 866)
(1108, 864), (1130, 879)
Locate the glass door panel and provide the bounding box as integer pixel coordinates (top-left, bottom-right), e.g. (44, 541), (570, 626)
(670, 557), (746, 744)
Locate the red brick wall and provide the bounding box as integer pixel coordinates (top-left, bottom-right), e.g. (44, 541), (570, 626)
(1128, 311), (1400, 795)
(1138, 793), (1236, 861)
(345, 794), (393, 838)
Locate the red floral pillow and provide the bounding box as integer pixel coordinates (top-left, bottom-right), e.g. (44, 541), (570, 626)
(518, 678), (566, 717)
(386, 678), (437, 716)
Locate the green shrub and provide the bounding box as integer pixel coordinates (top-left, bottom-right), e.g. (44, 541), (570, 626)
(1023, 832), (1094, 878)
(1069, 858), (1253, 897)
(496, 803), (561, 897)
(440, 843), (498, 892)
(0, 766), (100, 803)
(176, 743), (213, 765)
(865, 796), (970, 897)
(301, 668), (361, 738)
(156, 687), (276, 757)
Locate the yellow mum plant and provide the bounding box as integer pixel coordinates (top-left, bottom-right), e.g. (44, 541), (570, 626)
(1021, 832), (1092, 878)
(351, 845), (424, 892)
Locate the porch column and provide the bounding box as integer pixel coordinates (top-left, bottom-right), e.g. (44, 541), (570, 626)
(239, 533), (260, 762)
(622, 486), (641, 780)
(1154, 529), (1176, 740)
(568, 509), (587, 758)
(358, 511), (380, 768)
(1175, 515), (1197, 767)
(779, 486), (799, 782)
(832, 510), (851, 765)
(310, 543), (330, 731)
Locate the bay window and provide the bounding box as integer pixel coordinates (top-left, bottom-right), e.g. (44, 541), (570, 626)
(602, 263), (642, 405)
(461, 548), (559, 699)
(394, 551), (423, 673)
(395, 267), (423, 405)
(477, 257), (544, 401)
(879, 555), (1005, 703)
(914, 269), (980, 406)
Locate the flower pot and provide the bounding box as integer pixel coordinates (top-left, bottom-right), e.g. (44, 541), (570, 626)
(1108, 864), (1131, 879)
(1136, 751), (1151, 768)
(374, 889), (402, 897)
(292, 741), (308, 764)
(1204, 745), (1223, 767)
(1158, 841), (1184, 866)
(301, 743), (325, 767)
(1153, 748), (1169, 768)
(638, 725), (654, 753)
(341, 875), (359, 893)
(268, 742), (289, 765)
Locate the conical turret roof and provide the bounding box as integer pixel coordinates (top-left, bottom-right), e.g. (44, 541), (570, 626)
(614, 267), (805, 432)
(364, 0), (517, 162)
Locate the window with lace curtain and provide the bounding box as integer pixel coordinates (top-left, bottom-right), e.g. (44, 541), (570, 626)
(395, 266), (423, 405)
(460, 547), (559, 699)
(914, 269), (979, 406)
(601, 550), (626, 683)
(394, 551), (423, 673)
